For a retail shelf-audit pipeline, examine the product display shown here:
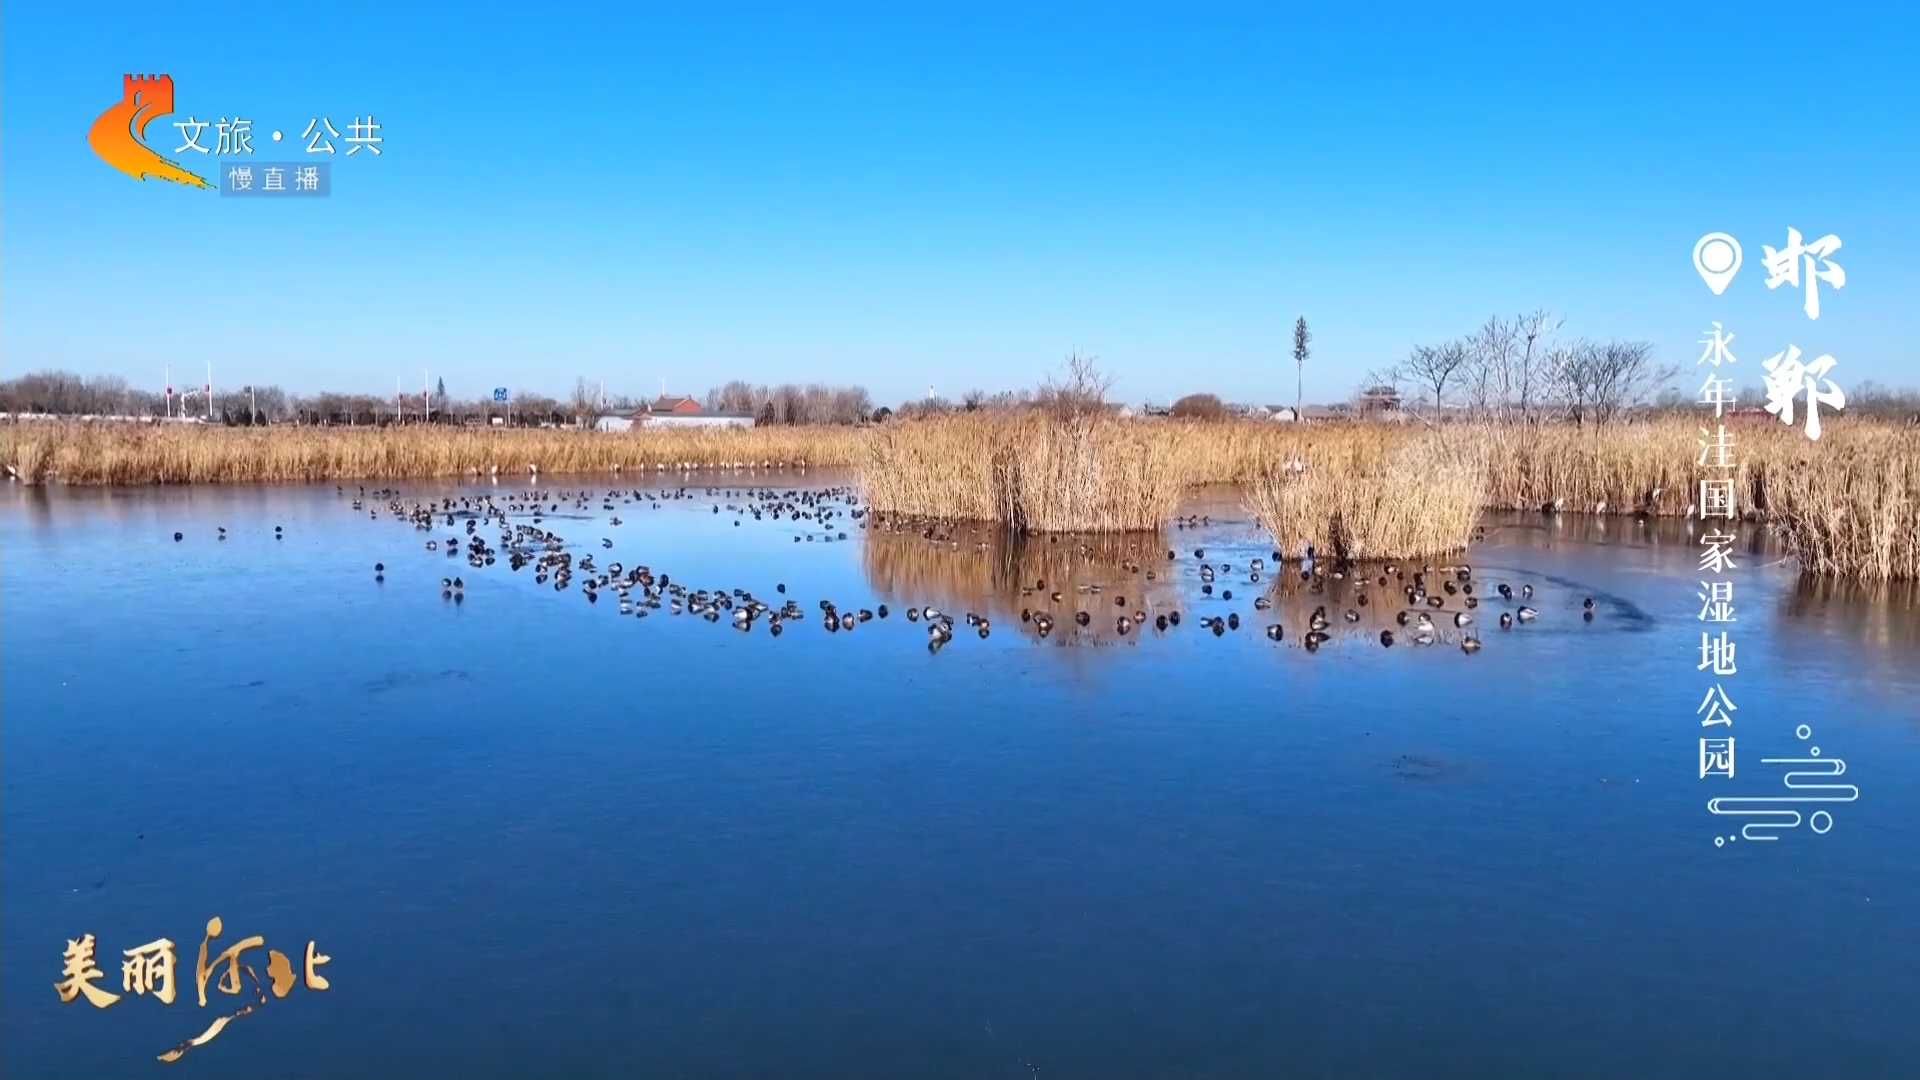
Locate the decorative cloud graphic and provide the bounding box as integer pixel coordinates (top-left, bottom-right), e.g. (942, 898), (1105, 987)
(89, 74), (212, 189)
(1708, 756), (1858, 842)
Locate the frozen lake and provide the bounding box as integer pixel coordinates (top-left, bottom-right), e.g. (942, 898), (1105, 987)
(5, 474), (1917, 1078)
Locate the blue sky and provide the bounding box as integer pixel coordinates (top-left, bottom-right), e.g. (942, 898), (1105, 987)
(4, 3), (1916, 406)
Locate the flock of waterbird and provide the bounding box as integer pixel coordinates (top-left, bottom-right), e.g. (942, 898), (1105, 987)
(173, 482), (1596, 655)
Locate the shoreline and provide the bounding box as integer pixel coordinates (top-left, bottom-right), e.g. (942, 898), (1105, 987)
(5, 415), (1914, 580)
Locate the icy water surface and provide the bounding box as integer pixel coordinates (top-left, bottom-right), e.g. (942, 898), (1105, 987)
(4, 473), (1918, 1079)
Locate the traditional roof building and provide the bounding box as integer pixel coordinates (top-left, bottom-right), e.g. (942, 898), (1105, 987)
(1357, 385), (1403, 416)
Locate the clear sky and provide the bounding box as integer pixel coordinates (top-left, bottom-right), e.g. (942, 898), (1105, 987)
(4, 3), (1916, 407)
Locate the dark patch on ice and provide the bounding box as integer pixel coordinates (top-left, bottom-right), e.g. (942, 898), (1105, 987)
(1389, 752), (1464, 782)
(1467, 564), (1655, 631)
(364, 669), (473, 694)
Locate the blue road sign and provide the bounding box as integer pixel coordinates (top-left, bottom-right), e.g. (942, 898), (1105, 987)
(493, 387), (509, 403)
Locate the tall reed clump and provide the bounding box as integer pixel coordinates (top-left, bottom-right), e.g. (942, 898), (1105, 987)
(1005, 411), (1184, 532)
(1470, 418), (1801, 516)
(1767, 425), (1920, 581)
(8, 439), (47, 484)
(0, 422), (862, 484)
(861, 411), (1184, 532)
(860, 415), (1006, 523)
(1246, 433), (1489, 560)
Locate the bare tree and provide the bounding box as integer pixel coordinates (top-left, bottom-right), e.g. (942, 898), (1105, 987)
(1515, 309), (1562, 421)
(828, 386), (871, 423)
(1466, 316), (1518, 420)
(253, 385), (290, 423)
(771, 384), (805, 424)
(702, 380), (869, 423)
(1402, 340), (1470, 418)
(1035, 351), (1113, 419)
(1545, 339), (1673, 426)
(1850, 381), (1920, 419)
(570, 377), (598, 425)
(800, 383), (835, 423)
(705, 380), (759, 414)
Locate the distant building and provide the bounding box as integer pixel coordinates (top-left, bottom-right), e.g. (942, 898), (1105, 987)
(639, 410), (754, 429)
(1303, 404), (1352, 422)
(1263, 405), (1300, 423)
(582, 393), (757, 429)
(1357, 385), (1403, 417)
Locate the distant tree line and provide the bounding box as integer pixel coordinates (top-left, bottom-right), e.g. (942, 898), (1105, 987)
(879, 352), (1114, 421)
(702, 381), (873, 425)
(12, 341), (1916, 432)
(1356, 312), (1911, 426)
(0, 370), (582, 427)
(1361, 312), (1677, 426)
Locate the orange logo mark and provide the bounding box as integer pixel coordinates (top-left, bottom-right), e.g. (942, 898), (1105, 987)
(89, 74), (212, 189)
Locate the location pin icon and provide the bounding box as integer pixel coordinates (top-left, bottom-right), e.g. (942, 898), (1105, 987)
(1693, 232), (1743, 295)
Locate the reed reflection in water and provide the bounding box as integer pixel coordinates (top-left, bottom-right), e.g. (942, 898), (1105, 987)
(859, 511), (1643, 657)
(863, 522), (1188, 646)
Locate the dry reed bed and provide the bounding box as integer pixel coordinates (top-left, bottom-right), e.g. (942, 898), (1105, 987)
(1766, 425), (1920, 581)
(1151, 417), (1801, 515)
(1245, 435), (1489, 560)
(863, 412), (1185, 533)
(7, 414), (1914, 579)
(860, 414), (1917, 577)
(0, 423), (862, 485)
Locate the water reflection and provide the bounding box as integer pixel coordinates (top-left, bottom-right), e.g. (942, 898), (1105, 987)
(858, 506), (1920, 669)
(861, 515), (1667, 655)
(1476, 507), (1773, 559)
(1782, 574), (1920, 658)
(863, 524), (1185, 647)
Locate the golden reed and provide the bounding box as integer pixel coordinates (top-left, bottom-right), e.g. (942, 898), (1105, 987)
(862, 412), (1185, 534)
(0, 422), (861, 485)
(1764, 424), (1920, 582)
(1244, 433), (1488, 561)
(5, 414), (1914, 579)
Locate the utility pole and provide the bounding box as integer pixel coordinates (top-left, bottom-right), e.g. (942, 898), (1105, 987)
(396, 376), (402, 423)
(205, 361), (213, 420)
(164, 363), (172, 419)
